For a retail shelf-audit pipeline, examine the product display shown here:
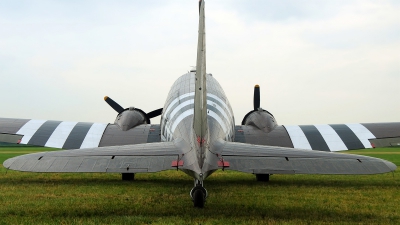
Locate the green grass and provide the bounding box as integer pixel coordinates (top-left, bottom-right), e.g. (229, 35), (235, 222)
(1, 147), (399, 224)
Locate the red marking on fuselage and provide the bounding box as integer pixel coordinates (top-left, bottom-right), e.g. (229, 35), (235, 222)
(197, 136), (206, 147)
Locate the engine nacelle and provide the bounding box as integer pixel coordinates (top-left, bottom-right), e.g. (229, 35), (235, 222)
(115, 107), (148, 131)
(242, 109), (277, 133)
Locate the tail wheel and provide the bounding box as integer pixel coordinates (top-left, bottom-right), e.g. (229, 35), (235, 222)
(190, 185), (207, 208)
(193, 189), (205, 208)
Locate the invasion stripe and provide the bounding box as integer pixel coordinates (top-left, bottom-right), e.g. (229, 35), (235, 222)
(165, 95), (232, 121)
(170, 109), (228, 134)
(299, 125), (330, 151)
(80, 123), (108, 149)
(164, 92), (233, 122)
(166, 104), (194, 132)
(208, 110), (227, 133)
(167, 102), (231, 132)
(165, 96), (193, 118)
(207, 99), (231, 124)
(167, 104), (230, 134)
(27, 120), (62, 146)
(171, 109), (193, 132)
(283, 125), (312, 150)
(207, 104), (231, 130)
(314, 124), (348, 151)
(169, 99), (194, 119)
(45, 121), (78, 148)
(17, 119), (47, 144)
(345, 124), (375, 148)
(167, 98), (232, 123)
(62, 122), (93, 149)
(329, 124), (364, 150)
(164, 92), (195, 116)
(208, 93), (233, 119)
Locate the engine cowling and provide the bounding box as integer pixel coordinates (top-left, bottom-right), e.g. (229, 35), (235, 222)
(242, 109), (277, 133)
(241, 85), (277, 133)
(115, 107), (148, 131)
(104, 96), (162, 131)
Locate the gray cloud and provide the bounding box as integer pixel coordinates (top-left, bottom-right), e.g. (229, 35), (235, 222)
(0, 0), (399, 125)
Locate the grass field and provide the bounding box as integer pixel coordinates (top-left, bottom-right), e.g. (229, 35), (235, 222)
(1, 146), (399, 225)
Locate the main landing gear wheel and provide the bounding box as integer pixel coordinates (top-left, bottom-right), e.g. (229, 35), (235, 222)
(122, 173), (135, 181)
(256, 174), (270, 182)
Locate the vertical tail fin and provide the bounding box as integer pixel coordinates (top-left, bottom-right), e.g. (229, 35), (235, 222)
(194, 0), (208, 153)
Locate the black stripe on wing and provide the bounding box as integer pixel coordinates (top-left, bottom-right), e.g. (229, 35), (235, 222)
(62, 122), (93, 149)
(330, 124), (364, 150)
(299, 125), (330, 151)
(27, 120), (62, 146)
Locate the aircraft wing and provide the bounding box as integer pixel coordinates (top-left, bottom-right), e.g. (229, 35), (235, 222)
(234, 123), (400, 151)
(3, 141), (181, 173)
(0, 118), (161, 149)
(221, 141), (397, 175)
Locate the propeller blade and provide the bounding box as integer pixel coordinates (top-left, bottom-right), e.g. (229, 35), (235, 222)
(104, 96), (125, 114)
(254, 85), (260, 110)
(147, 108), (163, 119)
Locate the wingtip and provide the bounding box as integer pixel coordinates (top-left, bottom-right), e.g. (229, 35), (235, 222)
(255, 84), (260, 88)
(104, 96), (108, 101)
(3, 157), (15, 169)
(384, 160), (397, 172)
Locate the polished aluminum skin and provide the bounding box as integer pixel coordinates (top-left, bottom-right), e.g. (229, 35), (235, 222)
(1, 0), (398, 207)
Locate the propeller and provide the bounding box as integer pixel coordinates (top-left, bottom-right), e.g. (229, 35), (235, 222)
(147, 108), (163, 119)
(104, 96), (163, 122)
(253, 85), (260, 110)
(104, 96), (124, 114)
(242, 84), (277, 129)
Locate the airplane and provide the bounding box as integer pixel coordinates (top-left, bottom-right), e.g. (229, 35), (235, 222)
(1, 0), (399, 208)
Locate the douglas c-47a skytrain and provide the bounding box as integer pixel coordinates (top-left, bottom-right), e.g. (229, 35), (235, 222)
(2, 0), (399, 208)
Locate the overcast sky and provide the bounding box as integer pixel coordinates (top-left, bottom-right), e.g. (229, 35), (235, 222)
(1, 0), (399, 126)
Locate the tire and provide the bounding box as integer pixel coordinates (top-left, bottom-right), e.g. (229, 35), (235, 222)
(255, 174), (270, 182)
(193, 189), (205, 208)
(122, 173), (135, 181)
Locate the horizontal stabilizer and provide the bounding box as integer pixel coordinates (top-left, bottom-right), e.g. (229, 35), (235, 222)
(221, 141), (396, 175)
(3, 142), (181, 173)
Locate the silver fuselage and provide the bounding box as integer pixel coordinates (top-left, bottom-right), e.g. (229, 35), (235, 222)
(160, 72), (235, 179)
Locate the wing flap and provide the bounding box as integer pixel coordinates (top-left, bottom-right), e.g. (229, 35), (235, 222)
(221, 142), (396, 175)
(3, 142), (181, 173)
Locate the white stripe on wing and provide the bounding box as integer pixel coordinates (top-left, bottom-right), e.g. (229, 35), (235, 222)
(45, 121), (78, 148)
(315, 124), (348, 151)
(16, 119), (47, 144)
(345, 123), (376, 148)
(284, 125), (312, 150)
(80, 123), (108, 149)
